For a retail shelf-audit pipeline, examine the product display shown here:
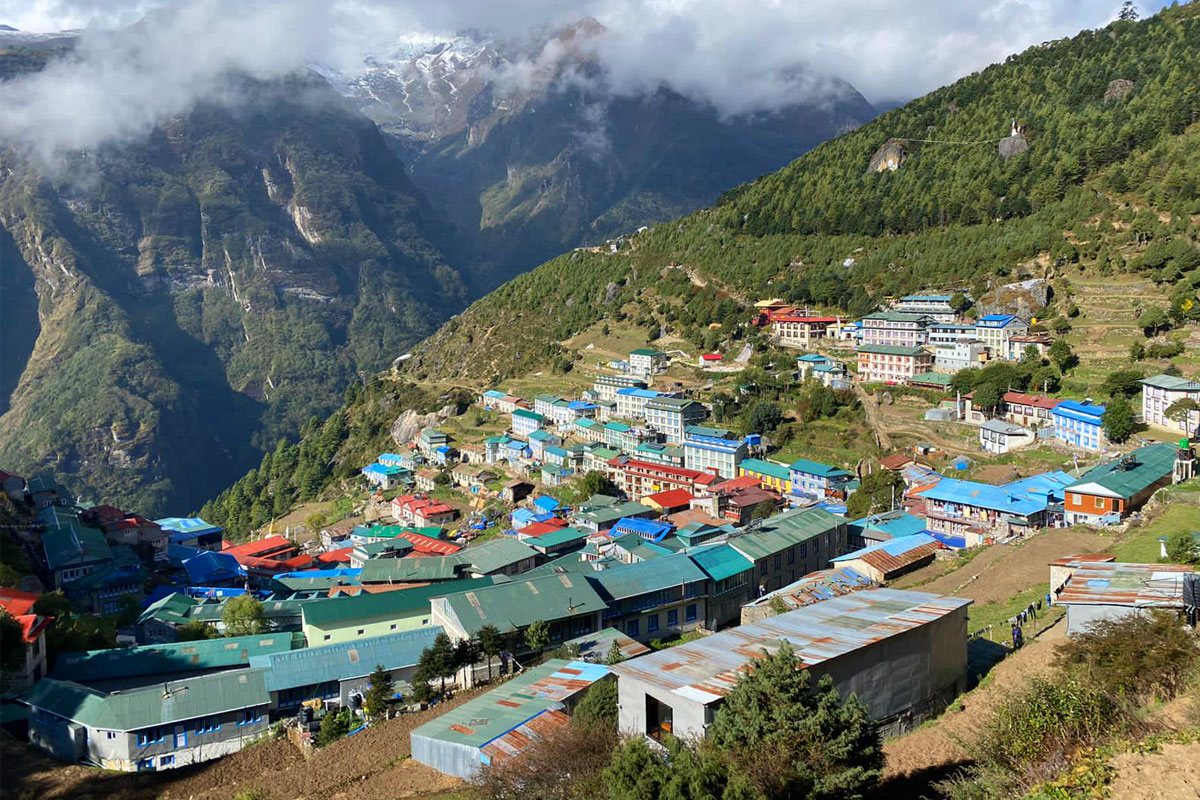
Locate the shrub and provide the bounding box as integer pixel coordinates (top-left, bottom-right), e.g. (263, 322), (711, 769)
(1052, 611), (1200, 701)
(475, 718), (618, 800)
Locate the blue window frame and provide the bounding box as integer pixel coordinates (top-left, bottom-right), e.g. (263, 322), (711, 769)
(685, 604), (697, 623)
(136, 727), (165, 746)
(197, 715), (221, 734)
(626, 618), (640, 638)
(159, 755), (175, 767)
(237, 708), (261, 726)
(667, 609), (678, 627)
(647, 614), (659, 633)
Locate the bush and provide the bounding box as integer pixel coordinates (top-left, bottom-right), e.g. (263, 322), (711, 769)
(1052, 612), (1200, 700)
(572, 680), (618, 730)
(475, 718), (618, 800)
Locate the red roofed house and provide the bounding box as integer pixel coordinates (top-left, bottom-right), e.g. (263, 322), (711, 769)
(396, 531), (462, 556)
(721, 486), (781, 525)
(392, 495), (457, 527)
(318, 547), (354, 565)
(771, 315), (840, 349)
(879, 453), (916, 472)
(0, 588), (52, 691)
(699, 353), (724, 365)
(517, 519), (570, 540)
(641, 488), (695, 515)
(1000, 392), (1062, 429)
(704, 474), (762, 496)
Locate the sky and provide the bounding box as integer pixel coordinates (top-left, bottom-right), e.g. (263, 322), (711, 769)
(0, 0), (1173, 163)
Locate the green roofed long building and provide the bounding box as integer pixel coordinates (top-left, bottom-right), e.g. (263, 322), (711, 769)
(25, 668), (271, 772)
(726, 505), (849, 594)
(1063, 442), (1180, 526)
(302, 578), (495, 644)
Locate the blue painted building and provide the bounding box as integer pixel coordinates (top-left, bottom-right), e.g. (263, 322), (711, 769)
(1051, 400), (1107, 451)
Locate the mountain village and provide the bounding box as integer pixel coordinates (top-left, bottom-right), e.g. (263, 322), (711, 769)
(2, 288), (1197, 787)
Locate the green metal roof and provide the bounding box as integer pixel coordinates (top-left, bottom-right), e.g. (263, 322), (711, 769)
(574, 418), (601, 429)
(688, 544), (754, 582)
(251, 627), (441, 692)
(685, 425), (736, 438)
(136, 592), (196, 625)
(512, 409), (545, 421)
(528, 526), (590, 550)
(529, 429), (558, 442)
(1068, 442), (1178, 500)
(604, 422), (632, 433)
(302, 578), (494, 628)
(727, 506), (843, 562)
(646, 397), (703, 411)
(440, 574), (607, 636)
(588, 553), (707, 601)
(630, 348), (666, 357)
(863, 311), (930, 323)
(25, 668), (270, 731)
(411, 659), (609, 748)
(787, 458), (852, 479)
(53, 633), (303, 681)
(857, 344), (928, 356)
(461, 538), (538, 574)
(1140, 374), (1200, 392)
(574, 500), (653, 526)
(739, 458), (792, 481)
(42, 525), (112, 571)
(359, 556), (466, 583)
(911, 371), (955, 386)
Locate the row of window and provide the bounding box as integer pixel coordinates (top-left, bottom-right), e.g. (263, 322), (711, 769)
(625, 604), (698, 637)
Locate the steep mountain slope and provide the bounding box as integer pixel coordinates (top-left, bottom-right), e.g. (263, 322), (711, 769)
(0, 72), (464, 514)
(197, 5), (1200, 533)
(325, 21), (876, 292)
(404, 4), (1200, 382)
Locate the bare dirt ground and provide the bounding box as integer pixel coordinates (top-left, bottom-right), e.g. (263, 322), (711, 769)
(892, 527), (1114, 604)
(1, 688), (489, 800)
(1106, 741), (1200, 800)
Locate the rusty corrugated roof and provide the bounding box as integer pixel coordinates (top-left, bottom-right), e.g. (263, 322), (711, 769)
(1056, 561), (1194, 608)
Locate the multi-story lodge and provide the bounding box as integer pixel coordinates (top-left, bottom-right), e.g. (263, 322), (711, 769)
(859, 312), (932, 348)
(607, 457), (719, 499)
(682, 426), (748, 480)
(891, 294), (959, 323)
(771, 314), (840, 348)
(973, 315), (1029, 358)
(909, 472), (1073, 547)
(644, 397), (708, 444)
(592, 375), (647, 403)
(1140, 374), (1200, 439)
(857, 345), (934, 384)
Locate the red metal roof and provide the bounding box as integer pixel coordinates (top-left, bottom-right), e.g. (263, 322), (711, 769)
(522, 520), (569, 537)
(1002, 391), (1061, 410)
(707, 475), (762, 494)
(317, 547), (354, 564)
(223, 535), (296, 558)
(0, 587), (41, 617)
(396, 531), (461, 555)
(645, 488), (694, 509)
(879, 453), (915, 471)
(773, 315), (839, 324)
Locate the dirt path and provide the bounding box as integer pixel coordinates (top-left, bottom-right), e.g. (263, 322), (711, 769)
(854, 384), (892, 450)
(893, 527), (1114, 605)
(1106, 742), (1200, 800)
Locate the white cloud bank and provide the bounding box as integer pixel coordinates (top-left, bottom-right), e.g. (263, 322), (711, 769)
(0, 0), (1142, 162)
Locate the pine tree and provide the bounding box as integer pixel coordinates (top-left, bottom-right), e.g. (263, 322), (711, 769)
(604, 639), (626, 666)
(363, 664), (395, 719)
(1102, 396), (1136, 443)
(525, 619), (550, 662)
(478, 625), (503, 681)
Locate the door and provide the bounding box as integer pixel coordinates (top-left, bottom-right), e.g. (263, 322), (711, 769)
(173, 725), (186, 748)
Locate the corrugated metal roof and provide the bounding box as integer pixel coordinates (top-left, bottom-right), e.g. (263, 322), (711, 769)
(832, 533), (941, 575)
(739, 458), (792, 481)
(726, 506), (843, 562)
(250, 628), (440, 691)
(411, 659), (609, 748)
(442, 574), (607, 636)
(462, 539), (538, 574)
(53, 632), (302, 681)
(360, 557), (464, 584)
(689, 543), (754, 583)
(1056, 561), (1194, 608)
(302, 578), (493, 627)
(25, 668), (270, 731)
(589, 553), (707, 601)
(743, 567), (875, 612)
(565, 628), (651, 662)
(1066, 442), (1177, 500)
(612, 588), (970, 701)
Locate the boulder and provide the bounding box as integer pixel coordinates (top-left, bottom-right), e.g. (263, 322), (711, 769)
(868, 139), (907, 173)
(976, 278), (1051, 319)
(390, 407), (453, 448)
(998, 135), (1029, 160)
(1103, 79), (1134, 102)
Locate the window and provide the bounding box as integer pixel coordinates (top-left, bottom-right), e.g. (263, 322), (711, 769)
(1094, 496), (1104, 509)
(685, 604), (697, 623)
(627, 618), (640, 638)
(238, 708), (261, 726)
(197, 716), (221, 734)
(390, 624), (397, 630)
(357, 629), (365, 636)
(759, 562), (767, 576)
(159, 755), (175, 767)
(800, 543), (807, 558)
(106, 731), (117, 740)
(647, 614), (659, 633)
(773, 554), (781, 570)
(787, 548), (795, 565)
(667, 609), (678, 627)
(137, 727), (164, 746)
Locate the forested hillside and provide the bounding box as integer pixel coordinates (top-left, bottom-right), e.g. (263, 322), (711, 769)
(0, 73), (464, 514)
(203, 5), (1200, 532)
(406, 4), (1200, 383)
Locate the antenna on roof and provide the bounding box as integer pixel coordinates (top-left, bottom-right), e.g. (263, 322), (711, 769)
(162, 681), (189, 700)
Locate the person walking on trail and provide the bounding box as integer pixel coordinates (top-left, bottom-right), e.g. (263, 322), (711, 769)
(1011, 624), (1024, 649)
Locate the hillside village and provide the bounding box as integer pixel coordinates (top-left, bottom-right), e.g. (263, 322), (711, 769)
(2, 283), (1198, 796)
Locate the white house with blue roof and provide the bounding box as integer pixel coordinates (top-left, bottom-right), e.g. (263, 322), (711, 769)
(788, 458), (855, 502)
(795, 354), (848, 387)
(1051, 400), (1107, 451)
(911, 471), (1074, 546)
(973, 314), (1029, 358)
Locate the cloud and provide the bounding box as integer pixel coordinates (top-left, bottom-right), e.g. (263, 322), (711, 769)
(0, 0), (1152, 164)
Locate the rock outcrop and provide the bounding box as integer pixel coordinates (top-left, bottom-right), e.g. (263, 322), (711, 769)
(868, 139), (907, 173)
(1104, 79), (1135, 102)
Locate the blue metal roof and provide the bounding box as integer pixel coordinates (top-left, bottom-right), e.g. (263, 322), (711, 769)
(156, 517), (222, 535)
(250, 627), (443, 691)
(567, 401), (596, 410)
(533, 496), (560, 512)
(977, 314), (1018, 326)
(849, 511), (927, 539)
(930, 532), (968, 549)
(1052, 400), (1106, 422)
(833, 533), (938, 562)
(274, 567), (361, 581)
(917, 471), (1073, 515)
(183, 551), (245, 584)
(615, 388), (660, 399)
(611, 517), (674, 542)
